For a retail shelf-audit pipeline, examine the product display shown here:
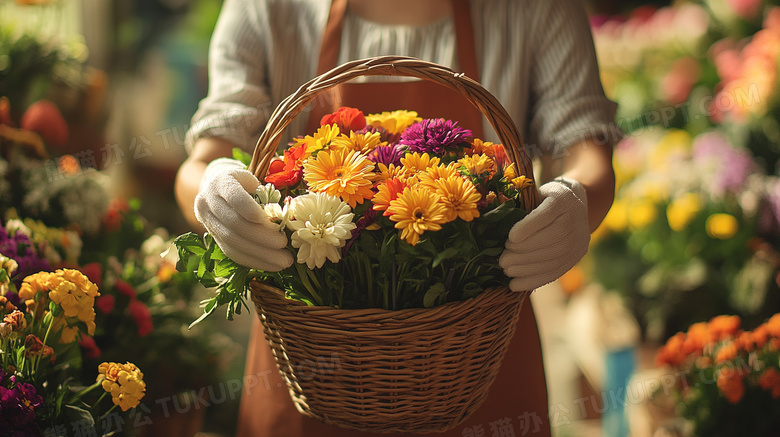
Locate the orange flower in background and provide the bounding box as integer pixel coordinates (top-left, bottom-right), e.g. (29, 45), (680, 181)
(683, 322), (712, 356)
(717, 368), (745, 404)
(320, 107), (366, 132)
(266, 143), (306, 189)
(466, 138), (496, 157)
(58, 155), (81, 175)
(657, 332), (687, 367)
(766, 314), (780, 338)
(752, 324), (770, 349)
(709, 315), (741, 341)
(715, 342), (739, 364)
(758, 368), (780, 399)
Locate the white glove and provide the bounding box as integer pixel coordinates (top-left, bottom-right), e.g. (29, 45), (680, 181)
(499, 177), (590, 292)
(194, 158), (293, 271)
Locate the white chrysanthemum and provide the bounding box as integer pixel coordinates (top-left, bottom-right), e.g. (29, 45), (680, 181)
(288, 192), (356, 269)
(263, 197), (294, 230)
(255, 183), (282, 205)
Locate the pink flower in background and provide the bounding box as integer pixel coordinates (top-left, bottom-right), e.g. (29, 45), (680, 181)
(660, 57), (701, 104)
(95, 295), (115, 314)
(765, 7), (780, 31)
(726, 0), (763, 20)
(128, 300), (153, 337)
(114, 279), (137, 299)
(79, 262), (102, 288)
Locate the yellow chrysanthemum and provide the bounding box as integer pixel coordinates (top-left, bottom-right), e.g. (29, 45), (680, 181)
(374, 163), (408, 182)
(330, 131), (383, 154)
(706, 213), (739, 239)
(504, 163), (517, 180)
(98, 362), (146, 412)
(511, 175), (534, 191)
(432, 176), (482, 222)
(418, 163), (460, 189)
(400, 152), (440, 174)
(303, 148), (375, 207)
(459, 154), (494, 177)
(666, 193), (702, 232)
(386, 187), (448, 246)
(365, 110), (421, 136)
(294, 124), (341, 157)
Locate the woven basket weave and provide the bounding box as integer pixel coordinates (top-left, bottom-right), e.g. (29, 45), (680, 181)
(247, 56), (540, 433)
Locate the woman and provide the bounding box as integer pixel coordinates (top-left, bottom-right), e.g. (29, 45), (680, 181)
(175, 0), (618, 435)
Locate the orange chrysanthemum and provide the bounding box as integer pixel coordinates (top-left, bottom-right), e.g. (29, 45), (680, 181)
(303, 148), (375, 208)
(709, 315), (741, 341)
(656, 332), (687, 367)
(373, 178), (408, 216)
(758, 367), (780, 399)
(386, 186), (448, 246)
(717, 368), (745, 404)
(432, 176), (482, 222)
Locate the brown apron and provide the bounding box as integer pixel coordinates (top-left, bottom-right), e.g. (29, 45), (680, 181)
(237, 1), (551, 435)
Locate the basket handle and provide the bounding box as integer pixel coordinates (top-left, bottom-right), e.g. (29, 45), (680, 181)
(248, 56), (540, 210)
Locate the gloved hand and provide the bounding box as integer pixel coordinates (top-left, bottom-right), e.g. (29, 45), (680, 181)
(499, 177), (590, 292)
(194, 158), (294, 271)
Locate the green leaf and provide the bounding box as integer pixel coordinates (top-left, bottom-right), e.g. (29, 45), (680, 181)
(432, 248), (461, 268)
(233, 148), (253, 166)
(423, 282), (446, 308)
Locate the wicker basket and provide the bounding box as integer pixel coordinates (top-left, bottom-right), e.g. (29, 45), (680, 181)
(247, 56), (540, 433)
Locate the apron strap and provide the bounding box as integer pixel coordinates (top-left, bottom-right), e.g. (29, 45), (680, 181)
(316, 0), (480, 82)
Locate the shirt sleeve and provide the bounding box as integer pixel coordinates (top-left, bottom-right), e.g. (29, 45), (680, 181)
(185, 0), (272, 152)
(525, 0), (621, 157)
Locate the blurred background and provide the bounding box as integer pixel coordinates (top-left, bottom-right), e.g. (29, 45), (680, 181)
(3, 0), (780, 435)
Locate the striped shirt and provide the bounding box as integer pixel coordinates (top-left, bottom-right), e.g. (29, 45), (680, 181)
(186, 0), (620, 159)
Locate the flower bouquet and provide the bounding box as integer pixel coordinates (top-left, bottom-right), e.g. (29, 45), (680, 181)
(655, 314), (780, 437)
(175, 57), (539, 432)
(0, 255), (147, 436)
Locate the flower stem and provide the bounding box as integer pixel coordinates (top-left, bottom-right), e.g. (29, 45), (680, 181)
(71, 378), (104, 405)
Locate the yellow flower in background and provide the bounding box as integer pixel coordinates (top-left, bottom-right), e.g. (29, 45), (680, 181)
(650, 129), (692, 171)
(366, 110), (421, 136)
(628, 200), (657, 230)
(386, 186), (448, 246)
(294, 124), (340, 157)
(667, 193), (702, 232)
(706, 213), (739, 239)
(303, 148), (375, 208)
(458, 154), (494, 177)
(602, 200), (628, 233)
(330, 131), (383, 154)
(504, 163), (517, 180)
(432, 176), (482, 222)
(400, 152), (440, 173)
(98, 362), (146, 411)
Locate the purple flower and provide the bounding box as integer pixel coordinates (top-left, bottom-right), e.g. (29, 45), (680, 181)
(367, 145), (404, 167)
(0, 226), (50, 287)
(342, 208), (377, 256)
(398, 119), (472, 155)
(0, 378), (43, 436)
(692, 132), (757, 197)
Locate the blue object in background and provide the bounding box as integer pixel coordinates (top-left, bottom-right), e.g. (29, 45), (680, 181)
(602, 347), (635, 437)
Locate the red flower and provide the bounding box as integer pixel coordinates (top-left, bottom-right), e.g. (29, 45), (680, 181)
(79, 335), (102, 359)
(95, 295), (115, 314)
(20, 99), (69, 147)
(114, 280), (137, 299)
(128, 300), (153, 337)
(79, 262), (103, 288)
(265, 143), (306, 188)
(320, 107), (366, 132)
(103, 198), (130, 233)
